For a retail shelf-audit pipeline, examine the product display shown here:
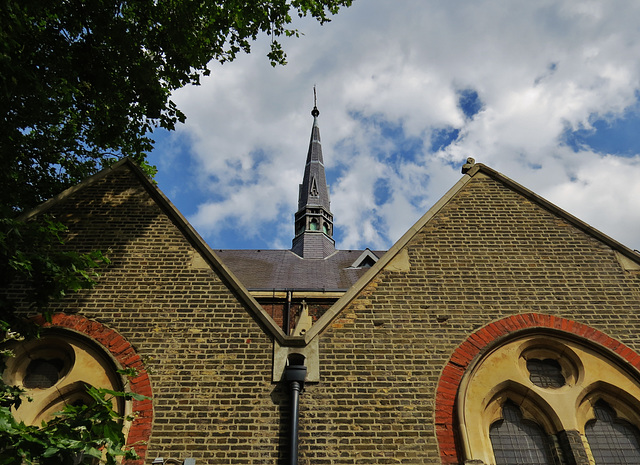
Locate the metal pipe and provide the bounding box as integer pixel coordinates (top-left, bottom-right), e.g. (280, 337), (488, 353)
(289, 379), (302, 465)
(284, 354), (307, 465)
(285, 290), (292, 335)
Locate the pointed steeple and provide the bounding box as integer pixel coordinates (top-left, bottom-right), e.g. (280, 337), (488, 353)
(291, 98), (335, 259)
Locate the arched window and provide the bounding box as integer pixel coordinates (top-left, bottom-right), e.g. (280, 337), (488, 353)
(490, 401), (555, 465)
(2, 329), (127, 425)
(457, 333), (640, 465)
(586, 400), (640, 464)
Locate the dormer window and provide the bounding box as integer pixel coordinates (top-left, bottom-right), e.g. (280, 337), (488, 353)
(358, 256), (376, 268)
(348, 249), (380, 269)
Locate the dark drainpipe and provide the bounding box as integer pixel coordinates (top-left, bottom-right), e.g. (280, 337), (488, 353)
(284, 353), (307, 465)
(285, 290), (292, 335)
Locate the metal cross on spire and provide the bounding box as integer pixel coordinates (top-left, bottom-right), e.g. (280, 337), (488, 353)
(312, 85), (319, 117)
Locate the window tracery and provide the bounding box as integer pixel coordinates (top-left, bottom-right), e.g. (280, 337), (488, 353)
(457, 333), (640, 465)
(2, 329), (126, 425)
(527, 358), (565, 389)
(586, 400), (640, 465)
(23, 357), (66, 389)
(490, 401), (556, 465)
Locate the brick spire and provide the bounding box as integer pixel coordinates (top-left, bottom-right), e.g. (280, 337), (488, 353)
(291, 98), (335, 259)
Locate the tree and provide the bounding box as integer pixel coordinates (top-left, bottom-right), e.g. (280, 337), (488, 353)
(0, 1), (353, 462)
(1, 0), (353, 214)
(0, 373), (148, 465)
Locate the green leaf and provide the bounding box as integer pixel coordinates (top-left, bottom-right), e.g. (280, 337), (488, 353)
(42, 447), (59, 457)
(84, 447), (103, 459)
(0, 1), (353, 463)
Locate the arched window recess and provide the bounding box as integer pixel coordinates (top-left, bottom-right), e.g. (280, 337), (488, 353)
(490, 400), (556, 465)
(577, 384), (640, 432)
(459, 378), (561, 464)
(585, 399), (640, 464)
(457, 331), (640, 465)
(2, 328), (128, 426)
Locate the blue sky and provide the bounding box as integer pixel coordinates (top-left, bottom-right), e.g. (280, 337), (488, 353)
(563, 104), (640, 156)
(149, 0), (640, 252)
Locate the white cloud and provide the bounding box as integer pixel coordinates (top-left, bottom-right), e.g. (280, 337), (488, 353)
(544, 153), (640, 248)
(152, 0), (640, 252)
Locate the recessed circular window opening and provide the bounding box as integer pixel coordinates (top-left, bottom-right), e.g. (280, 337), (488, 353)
(527, 358), (565, 388)
(2, 337), (75, 390)
(518, 339), (582, 389)
(23, 358), (66, 389)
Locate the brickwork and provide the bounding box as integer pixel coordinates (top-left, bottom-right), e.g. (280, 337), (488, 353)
(304, 173), (640, 464)
(259, 299), (335, 334)
(18, 165), (284, 464)
(8, 164), (640, 465)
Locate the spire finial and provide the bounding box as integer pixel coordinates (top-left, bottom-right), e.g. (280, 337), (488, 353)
(311, 86), (319, 117)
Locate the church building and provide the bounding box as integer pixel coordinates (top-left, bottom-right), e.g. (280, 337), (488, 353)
(216, 104), (384, 338)
(5, 104), (640, 465)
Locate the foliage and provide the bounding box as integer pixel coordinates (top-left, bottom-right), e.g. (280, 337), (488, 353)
(0, 217), (110, 312)
(0, 376), (148, 465)
(0, 0), (352, 462)
(0, 0), (353, 214)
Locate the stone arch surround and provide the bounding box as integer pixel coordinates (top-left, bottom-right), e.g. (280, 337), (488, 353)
(435, 313), (640, 465)
(32, 313), (153, 465)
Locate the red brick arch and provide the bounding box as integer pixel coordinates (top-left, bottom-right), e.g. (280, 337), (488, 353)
(435, 313), (640, 464)
(33, 313), (152, 465)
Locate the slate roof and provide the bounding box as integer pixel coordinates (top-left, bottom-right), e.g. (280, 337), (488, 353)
(215, 249), (385, 291)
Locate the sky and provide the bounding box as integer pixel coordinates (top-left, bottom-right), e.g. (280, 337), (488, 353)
(148, 0), (640, 253)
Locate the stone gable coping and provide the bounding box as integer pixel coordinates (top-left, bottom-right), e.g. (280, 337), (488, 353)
(466, 164), (640, 265)
(21, 160), (640, 349)
(19, 158), (305, 347)
(303, 163), (640, 345)
(303, 169), (475, 343)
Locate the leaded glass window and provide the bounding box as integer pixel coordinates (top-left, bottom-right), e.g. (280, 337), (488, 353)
(586, 401), (640, 465)
(527, 358), (565, 389)
(490, 401), (555, 465)
(23, 358), (64, 389)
